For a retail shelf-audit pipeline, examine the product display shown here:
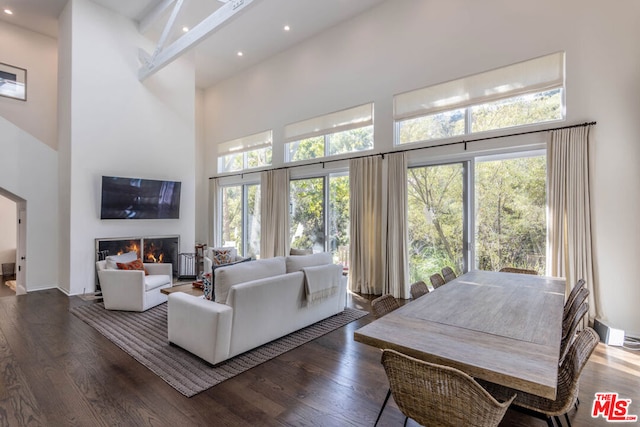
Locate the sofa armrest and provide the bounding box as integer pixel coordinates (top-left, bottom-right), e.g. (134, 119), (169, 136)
(203, 256), (212, 276)
(168, 293), (233, 365)
(144, 263), (172, 281)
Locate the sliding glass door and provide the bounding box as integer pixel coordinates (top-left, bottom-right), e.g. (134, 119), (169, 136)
(407, 163), (466, 283)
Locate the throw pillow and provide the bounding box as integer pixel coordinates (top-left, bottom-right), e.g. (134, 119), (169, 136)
(211, 248), (234, 266)
(116, 258), (148, 275)
(105, 250), (138, 270)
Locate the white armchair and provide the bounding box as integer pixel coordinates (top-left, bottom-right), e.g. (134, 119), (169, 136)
(96, 259), (172, 312)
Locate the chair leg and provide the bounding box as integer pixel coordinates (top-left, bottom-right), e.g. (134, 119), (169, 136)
(564, 413), (572, 427)
(554, 415), (563, 426)
(546, 416), (555, 427)
(403, 416), (408, 427)
(374, 389), (392, 427)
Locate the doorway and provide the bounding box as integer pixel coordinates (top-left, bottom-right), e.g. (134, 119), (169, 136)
(0, 188), (26, 296)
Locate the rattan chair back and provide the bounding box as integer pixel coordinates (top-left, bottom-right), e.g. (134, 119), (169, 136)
(430, 273), (446, 289)
(563, 279), (586, 320)
(480, 328), (599, 422)
(441, 266), (457, 283)
(560, 302), (589, 363)
(410, 281), (430, 300)
(371, 294), (400, 319)
(499, 267), (538, 275)
(381, 349), (515, 427)
(562, 287), (589, 338)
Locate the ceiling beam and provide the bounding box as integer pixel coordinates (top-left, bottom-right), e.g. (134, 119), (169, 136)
(138, 0), (258, 82)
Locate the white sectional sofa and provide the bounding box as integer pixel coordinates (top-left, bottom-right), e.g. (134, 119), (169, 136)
(168, 252), (346, 365)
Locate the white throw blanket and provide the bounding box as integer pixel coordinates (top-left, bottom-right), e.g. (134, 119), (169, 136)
(302, 264), (342, 304)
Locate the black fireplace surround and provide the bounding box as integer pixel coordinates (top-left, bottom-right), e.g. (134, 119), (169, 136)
(95, 235), (179, 278)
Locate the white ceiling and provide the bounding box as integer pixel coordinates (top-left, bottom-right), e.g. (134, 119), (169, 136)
(0, 0), (387, 88)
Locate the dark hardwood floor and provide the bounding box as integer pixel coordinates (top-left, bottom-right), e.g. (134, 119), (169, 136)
(0, 289), (638, 426)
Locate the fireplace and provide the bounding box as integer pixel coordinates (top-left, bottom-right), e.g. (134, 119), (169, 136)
(96, 235), (180, 279)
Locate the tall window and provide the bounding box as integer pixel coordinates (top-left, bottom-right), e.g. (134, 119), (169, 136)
(218, 130), (272, 174)
(285, 103), (374, 162)
(289, 173), (350, 262)
(220, 184), (261, 258)
(394, 52), (565, 145)
(407, 152), (547, 283)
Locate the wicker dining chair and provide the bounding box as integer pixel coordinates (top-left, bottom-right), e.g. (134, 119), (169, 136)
(370, 294), (402, 426)
(410, 281), (430, 300)
(560, 302), (589, 363)
(499, 267), (538, 275)
(481, 328), (599, 427)
(381, 349), (515, 427)
(563, 279), (586, 321)
(430, 273), (446, 289)
(441, 266), (457, 283)
(370, 294), (400, 319)
(562, 287), (589, 339)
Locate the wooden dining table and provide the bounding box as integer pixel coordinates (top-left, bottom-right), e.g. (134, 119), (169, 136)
(354, 270), (565, 399)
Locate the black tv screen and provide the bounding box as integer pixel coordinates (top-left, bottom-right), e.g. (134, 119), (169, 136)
(100, 176), (181, 219)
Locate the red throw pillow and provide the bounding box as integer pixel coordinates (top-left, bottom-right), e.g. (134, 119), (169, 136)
(117, 258), (148, 275)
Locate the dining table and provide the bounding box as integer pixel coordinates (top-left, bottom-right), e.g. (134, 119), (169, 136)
(354, 270), (566, 399)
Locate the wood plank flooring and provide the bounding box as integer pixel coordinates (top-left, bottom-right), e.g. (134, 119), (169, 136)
(0, 289), (638, 426)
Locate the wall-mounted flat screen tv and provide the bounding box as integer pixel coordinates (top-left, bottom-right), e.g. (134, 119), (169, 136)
(100, 176), (181, 219)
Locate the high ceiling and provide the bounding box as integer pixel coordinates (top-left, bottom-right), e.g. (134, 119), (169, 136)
(0, 0), (387, 88)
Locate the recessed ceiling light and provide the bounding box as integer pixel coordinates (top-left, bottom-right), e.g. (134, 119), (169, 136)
(283, 25), (290, 32)
(4, 9), (13, 15)
(182, 26), (189, 33)
(237, 51), (243, 57)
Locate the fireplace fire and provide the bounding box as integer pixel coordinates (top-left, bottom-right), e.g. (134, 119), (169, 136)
(96, 236), (179, 278)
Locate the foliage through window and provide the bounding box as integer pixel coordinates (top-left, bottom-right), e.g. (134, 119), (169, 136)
(407, 152), (547, 284)
(289, 174), (350, 263)
(220, 184), (260, 258)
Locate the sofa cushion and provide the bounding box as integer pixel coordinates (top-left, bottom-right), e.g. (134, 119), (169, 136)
(117, 258), (148, 275)
(105, 251), (138, 270)
(214, 257), (286, 304)
(285, 252), (333, 273)
(144, 275), (170, 291)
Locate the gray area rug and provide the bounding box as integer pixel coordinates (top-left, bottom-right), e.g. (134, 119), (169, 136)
(70, 302), (367, 397)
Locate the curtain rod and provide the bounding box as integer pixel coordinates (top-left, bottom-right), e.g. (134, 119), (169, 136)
(209, 121), (596, 180)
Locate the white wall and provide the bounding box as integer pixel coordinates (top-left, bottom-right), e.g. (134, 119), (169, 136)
(0, 195), (16, 266)
(0, 116), (59, 290)
(0, 22), (58, 150)
(203, 0), (640, 335)
(59, 0), (197, 295)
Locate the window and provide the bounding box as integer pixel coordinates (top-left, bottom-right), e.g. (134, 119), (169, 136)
(289, 173), (350, 262)
(406, 151), (546, 283)
(218, 130), (272, 173)
(395, 52), (565, 145)
(220, 184), (261, 258)
(285, 103), (374, 162)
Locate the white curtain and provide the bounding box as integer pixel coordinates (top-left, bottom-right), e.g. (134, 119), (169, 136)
(349, 156), (385, 295)
(260, 169), (290, 258)
(208, 178), (220, 247)
(547, 125), (598, 320)
(385, 152), (410, 299)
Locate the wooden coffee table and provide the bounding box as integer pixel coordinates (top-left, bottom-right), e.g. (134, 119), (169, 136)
(161, 282), (203, 297)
